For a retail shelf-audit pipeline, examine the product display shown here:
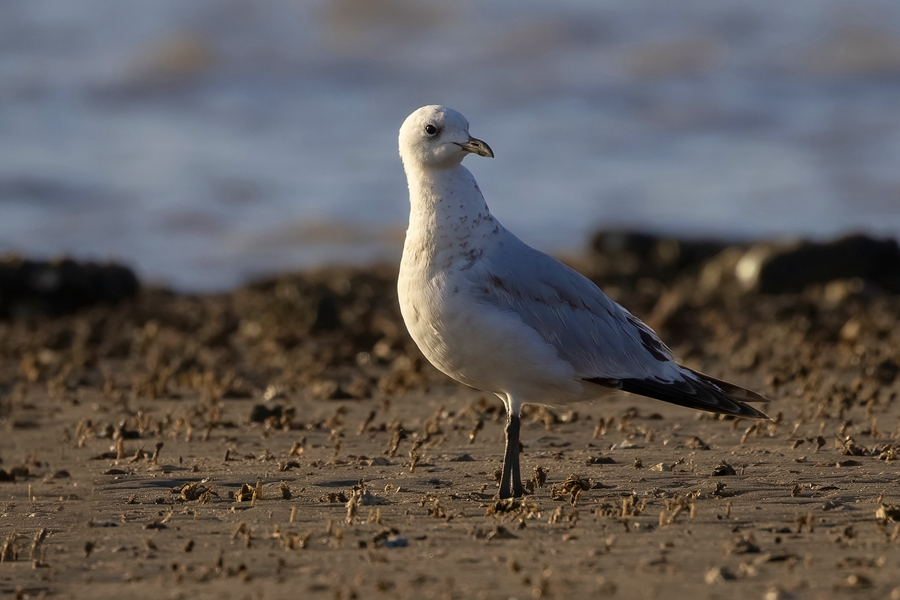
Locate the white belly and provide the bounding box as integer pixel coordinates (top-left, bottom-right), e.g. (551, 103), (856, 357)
(398, 265), (582, 404)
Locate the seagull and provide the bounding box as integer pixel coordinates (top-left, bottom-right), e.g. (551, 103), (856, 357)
(397, 105), (770, 499)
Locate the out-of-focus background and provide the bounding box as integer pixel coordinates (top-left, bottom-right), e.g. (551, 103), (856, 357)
(2, 0), (900, 291)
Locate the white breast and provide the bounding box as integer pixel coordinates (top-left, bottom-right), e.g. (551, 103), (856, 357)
(399, 227), (581, 404)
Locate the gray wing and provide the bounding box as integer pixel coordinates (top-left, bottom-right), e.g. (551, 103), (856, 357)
(466, 230), (769, 419)
(466, 230), (677, 381)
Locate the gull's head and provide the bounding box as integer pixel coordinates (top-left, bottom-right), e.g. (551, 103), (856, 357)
(399, 105), (493, 170)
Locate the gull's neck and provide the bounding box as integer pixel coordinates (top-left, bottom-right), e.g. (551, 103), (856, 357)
(402, 162), (500, 270)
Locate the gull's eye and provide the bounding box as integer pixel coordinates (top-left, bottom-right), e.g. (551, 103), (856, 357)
(424, 124), (437, 135)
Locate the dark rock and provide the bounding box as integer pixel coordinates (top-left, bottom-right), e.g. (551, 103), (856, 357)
(734, 235), (900, 294)
(589, 230), (728, 282)
(249, 404), (283, 423)
(449, 453), (475, 462)
(712, 461), (737, 476)
(0, 256), (139, 318)
(871, 358), (899, 385)
(9, 465), (30, 478)
(311, 293), (341, 332)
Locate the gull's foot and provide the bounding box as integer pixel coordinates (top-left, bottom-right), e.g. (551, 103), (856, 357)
(498, 481), (529, 500)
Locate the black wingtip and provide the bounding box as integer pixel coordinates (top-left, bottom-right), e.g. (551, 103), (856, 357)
(683, 368), (771, 404)
(585, 371), (771, 421)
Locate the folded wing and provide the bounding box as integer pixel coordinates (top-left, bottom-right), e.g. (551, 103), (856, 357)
(467, 230), (769, 419)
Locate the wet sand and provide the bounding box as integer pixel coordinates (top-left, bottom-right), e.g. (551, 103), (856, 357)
(2, 237), (900, 599)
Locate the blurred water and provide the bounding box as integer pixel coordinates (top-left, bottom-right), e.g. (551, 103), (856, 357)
(1, 0), (899, 290)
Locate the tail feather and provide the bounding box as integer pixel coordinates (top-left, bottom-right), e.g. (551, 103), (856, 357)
(585, 368), (770, 420)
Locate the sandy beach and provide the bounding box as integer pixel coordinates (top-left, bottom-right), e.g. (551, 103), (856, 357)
(2, 234), (899, 599)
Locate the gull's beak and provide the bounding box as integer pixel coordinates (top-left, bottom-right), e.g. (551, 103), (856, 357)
(456, 137), (494, 158)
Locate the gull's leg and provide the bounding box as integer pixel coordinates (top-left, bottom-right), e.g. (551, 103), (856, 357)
(509, 412), (526, 497)
(499, 409), (526, 498)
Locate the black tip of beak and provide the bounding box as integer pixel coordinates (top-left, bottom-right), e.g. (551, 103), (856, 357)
(457, 138), (494, 158)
